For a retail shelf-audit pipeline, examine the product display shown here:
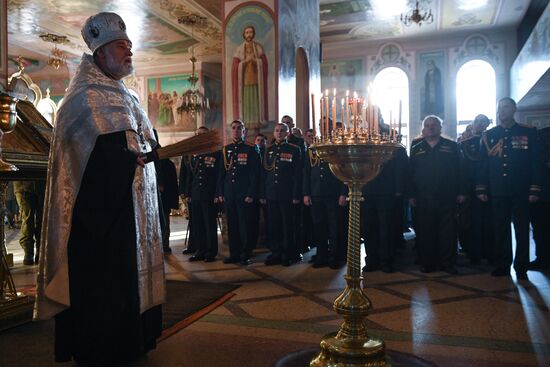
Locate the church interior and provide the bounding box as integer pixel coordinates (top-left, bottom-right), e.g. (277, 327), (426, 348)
(1, 0), (550, 366)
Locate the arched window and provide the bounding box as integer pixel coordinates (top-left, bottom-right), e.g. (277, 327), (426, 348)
(456, 60), (496, 136)
(373, 67), (410, 148)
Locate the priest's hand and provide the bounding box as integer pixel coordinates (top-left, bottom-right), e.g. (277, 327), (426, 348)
(338, 195), (347, 206)
(303, 196), (312, 206)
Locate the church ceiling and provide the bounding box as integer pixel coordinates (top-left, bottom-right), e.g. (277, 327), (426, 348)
(6, 0), (530, 75)
(319, 0), (531, 42)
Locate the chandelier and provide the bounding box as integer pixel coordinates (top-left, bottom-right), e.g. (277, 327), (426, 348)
(39, 33), (69, 69)
(401, 1), (434, 27)
(177, 14), (210, 117)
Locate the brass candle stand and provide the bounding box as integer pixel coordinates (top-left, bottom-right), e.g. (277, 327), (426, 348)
(310, 128), (401, 367)
(0, 93), (18, 172)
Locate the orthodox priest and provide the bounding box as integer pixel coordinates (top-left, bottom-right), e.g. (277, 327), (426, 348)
(34, 12), (165, 364)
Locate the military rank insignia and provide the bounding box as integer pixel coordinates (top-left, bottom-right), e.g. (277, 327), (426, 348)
(204, 156), (216, 167)
(280, 153), (293, 162)
(511, 136), (528, 150)
(237, 153), (248, 164)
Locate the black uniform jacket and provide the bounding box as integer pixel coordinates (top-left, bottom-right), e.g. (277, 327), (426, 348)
(186, 151), (221, 201)
(303, 147), (346, 197)
(459, 134), (483, 195)
(261, 140), (302, 201)
(217, 139), (260, 201)
(364, 146), (408, 196)
(409, 137), (463, 201)
(476, 123), (541, 197)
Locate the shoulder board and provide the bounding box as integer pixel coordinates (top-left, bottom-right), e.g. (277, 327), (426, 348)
(411, 139), (424, 151)
(245, 141), (255, 146)
(518, 123), (535, 129)
(287, 142), (299, 149)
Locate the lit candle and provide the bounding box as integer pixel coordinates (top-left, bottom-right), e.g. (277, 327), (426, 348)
(374, 105), (379, 135)
(345, 90), (350, 132)
(332, 90), (337, 136)
(389, 110), (393, 139)
(311, 93), (316, 137)
(362, 101), (367, 133)
(398, 99), (402, 137)
(325, 90), (329, 140)
(320, 93), (324, 138)
(352, 92), (357, 131)
(341, 98), (345, 130)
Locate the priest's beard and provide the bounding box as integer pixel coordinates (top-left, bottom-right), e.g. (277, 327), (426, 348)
(104, 53), (134, 80)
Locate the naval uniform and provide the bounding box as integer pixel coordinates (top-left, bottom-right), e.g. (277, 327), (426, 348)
(476, 123), (541, 274)
(186, 152), (221, 260)
(217, 139), (260, 262)
(261, 140), (302, 265)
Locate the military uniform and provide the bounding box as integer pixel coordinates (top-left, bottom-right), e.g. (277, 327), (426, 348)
(218, 139), (260, 263)
(286, 134), (307, 252)
(476, 123), (541, 275)
(261, 140), (302, 265)
(362, 146), (407, 272)
(409, 137), (462, 272)
(186, 152), (221, 261)
(530, 127), (550, 269)
(13, 181), (45, 265)
(303, 146), (347, 268)
(179, 156), (195, 254)
(459, 134), (494, 263)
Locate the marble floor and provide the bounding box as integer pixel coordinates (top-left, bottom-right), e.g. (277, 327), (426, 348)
(4, 215), (550, 367)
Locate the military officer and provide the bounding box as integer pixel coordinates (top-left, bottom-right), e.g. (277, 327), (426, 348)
(458, 114), (494, 264)
(529, 126), (550, 270)
(185, 127), (221, 262)
(217, 120), (260, 265)
(476, 98), (541, 279)
(252, 133), (269, 247)
(179, 155), (195, 255)
(261, 122), (302, 266)
(13, 181), (45, 265)
(409, 115), (465, 274)
(362, 146), (408, 273)
(303, 139), (347, 268)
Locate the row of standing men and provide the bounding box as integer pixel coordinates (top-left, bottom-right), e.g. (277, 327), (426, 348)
(174, 99), (549, 277)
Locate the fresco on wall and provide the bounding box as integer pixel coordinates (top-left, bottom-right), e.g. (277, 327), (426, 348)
(203, 74), (222, 131)
(147, 74), (196, 132)
(321, 58), (364, 94)
(225, 4), (275, 130)
(417, 50), (445, 119)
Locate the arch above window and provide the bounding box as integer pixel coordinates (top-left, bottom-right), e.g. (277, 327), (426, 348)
(373, 67), (410, 148)
(456, 59), (496, 137)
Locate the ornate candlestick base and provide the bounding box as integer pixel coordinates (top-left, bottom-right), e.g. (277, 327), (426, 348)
(0, 93), (18, 172)
(310, 142), (400, 367)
